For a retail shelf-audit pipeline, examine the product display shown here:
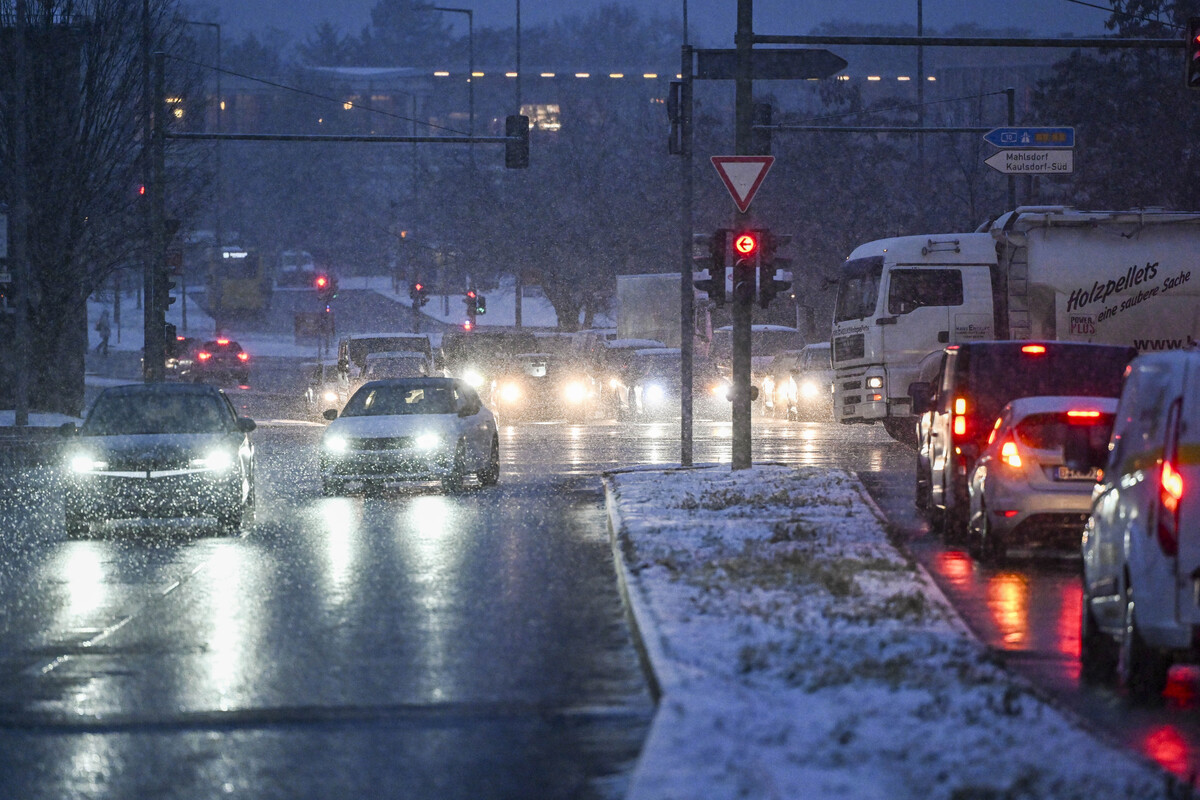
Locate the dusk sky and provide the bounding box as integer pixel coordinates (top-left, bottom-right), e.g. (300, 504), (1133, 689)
(199, 0), (1113, 47)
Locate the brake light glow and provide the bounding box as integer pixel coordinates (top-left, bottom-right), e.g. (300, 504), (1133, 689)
(952, 397), (968, 437)
(1067, 410), (1101, 420)
(1157, 399), (1183, 557)
(1021, 344), (1047, 355)
(197, 351), (212, 361)
(1162, 462), (1183, 515)
(1002, 510), (1020, 518)
(216, 338), (230, 345)
(1000, 438), (1022, 469)
(237, 352), (249, 362)
(987, 417), (1002, 446)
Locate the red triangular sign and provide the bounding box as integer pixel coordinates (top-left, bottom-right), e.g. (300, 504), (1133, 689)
(711, 155), (774, 213)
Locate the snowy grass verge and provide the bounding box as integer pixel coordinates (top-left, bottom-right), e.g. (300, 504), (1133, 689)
(605, 464), (1164, 800)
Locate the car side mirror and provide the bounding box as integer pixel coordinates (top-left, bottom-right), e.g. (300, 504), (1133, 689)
(1063, 427), (1105, 473)
(237, 417), (257, 433)
(58, 422), (77, 437)
(323, 408), (339, 421)
(908, 381), (932, 415)
(459, 400), (481, 417)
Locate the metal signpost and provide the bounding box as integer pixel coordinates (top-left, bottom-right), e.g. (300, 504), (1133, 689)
(674, 2), (845, 470)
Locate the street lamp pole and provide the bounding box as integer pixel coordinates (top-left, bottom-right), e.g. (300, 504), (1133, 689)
(433, 7), (473, 142)
(181, 19), (221, 335)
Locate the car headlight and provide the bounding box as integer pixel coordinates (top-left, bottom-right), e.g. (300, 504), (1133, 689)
(190, 449), (236, 472)
(322, 390), (339, 403)
(800, 381), (820, 399)
(415, 432), (441, 450)
(463, 369), (485, 388)
(564, 381), (587, 403)
(324, 434), (348, 453)
(608, 378), (621, 390)
(68, 453), (106, 474)
(866, 376), (884, 389)
(711, 382), (730, 399)
(498, 382), (521, 403)
(645, 384), (666, 405)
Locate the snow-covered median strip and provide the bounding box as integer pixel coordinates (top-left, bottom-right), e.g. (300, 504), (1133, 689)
(605, 464), (1162, 800)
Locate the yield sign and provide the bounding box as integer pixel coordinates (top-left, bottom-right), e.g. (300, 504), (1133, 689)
(711, 155), (774, 213)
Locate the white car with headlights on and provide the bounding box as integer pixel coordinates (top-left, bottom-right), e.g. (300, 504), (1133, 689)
(966, 395), (1117, 562)
(60, 383), (256, 536)
(320, 377), (498, 495)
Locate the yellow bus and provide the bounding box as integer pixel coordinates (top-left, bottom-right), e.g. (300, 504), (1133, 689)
(205, 246), (272, 319)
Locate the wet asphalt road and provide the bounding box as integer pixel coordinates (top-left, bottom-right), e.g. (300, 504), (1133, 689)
(5, 368), (1200, 794)
(0, 418), (651, 799)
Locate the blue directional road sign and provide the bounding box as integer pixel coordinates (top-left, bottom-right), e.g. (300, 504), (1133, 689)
(984, 127), (1074, 149)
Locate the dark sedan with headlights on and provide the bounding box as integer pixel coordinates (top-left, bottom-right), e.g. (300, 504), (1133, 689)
(489, 352), (598, 423)
(60, 383), (257, 536)
(627, 348), (729, 421)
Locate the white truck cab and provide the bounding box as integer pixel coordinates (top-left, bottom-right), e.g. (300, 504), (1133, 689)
(1081, 349), (1200, 700)
(831, 233), (996, 441)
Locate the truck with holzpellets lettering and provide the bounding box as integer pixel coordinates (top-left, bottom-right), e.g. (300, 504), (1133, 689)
(830, 206), (1200, 444)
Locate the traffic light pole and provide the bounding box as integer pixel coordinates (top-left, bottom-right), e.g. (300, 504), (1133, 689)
(730, 0), (754, 471)
(144, 51), (167, 382)
(679, 44), (695, 467)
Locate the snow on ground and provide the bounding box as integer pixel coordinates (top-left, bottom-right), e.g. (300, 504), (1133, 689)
(605, 464), (1164, 800)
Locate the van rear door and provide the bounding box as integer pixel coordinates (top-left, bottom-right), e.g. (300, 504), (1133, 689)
(1173, 356), (1200, 629)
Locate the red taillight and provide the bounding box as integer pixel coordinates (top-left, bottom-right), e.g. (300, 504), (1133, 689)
(1157, 399), (1183, 557)
(237, 352), (249, 362)
(1021, 344), (1047, 355)
(1158, 461), (1182, 557)
(1000, 438), (1022, 469)
(176, 335), (186, 341)
(216, 338), (230, 345)
(1162, 461), (1183, 514)
(1002, 510), (1020, 518)
(1067, 410), (1101, 422)
(986, 417), (1002, 446)
(197, 351), (212, 361)
(952, 396), (968, 438)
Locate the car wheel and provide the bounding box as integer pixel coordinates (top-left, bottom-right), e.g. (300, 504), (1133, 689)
(479, 437), (500, 486)
(442, 440), (467, 492)
(65, 514), (90, 539)
(242, 479), (257, 527)
(216, 503), (243, 535)
(976, 505), (1005, 563)
(1119, 591), (1169, 702)
(942, 495), (969, 545)
(914, 466), (930, 513)
(1080, 591), (1119, 683)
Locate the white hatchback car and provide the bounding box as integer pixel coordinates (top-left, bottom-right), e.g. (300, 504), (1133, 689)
(320, 377), (499, 495)
(966, 395), (1117, 562)
(1081, 350), (1200, 699)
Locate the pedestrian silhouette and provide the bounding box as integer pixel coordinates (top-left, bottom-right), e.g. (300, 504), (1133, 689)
(95, 309), (111, 356)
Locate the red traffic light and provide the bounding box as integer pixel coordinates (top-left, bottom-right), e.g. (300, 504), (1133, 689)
(733, 232), (758, 258)
(467, 290), (476, 299)
(414, 282), (424, 292)
(315, 275), (329, 289)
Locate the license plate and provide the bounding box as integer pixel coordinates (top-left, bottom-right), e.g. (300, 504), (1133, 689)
(1057, 466), (1099, 481)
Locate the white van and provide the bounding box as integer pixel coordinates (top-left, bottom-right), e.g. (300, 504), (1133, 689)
(1080, 349), (1200, 700)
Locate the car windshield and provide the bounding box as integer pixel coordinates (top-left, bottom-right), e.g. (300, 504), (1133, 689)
(342, 384), (456, 416)
(834, 256), (884, 322)
(82, 391), (231, 435)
